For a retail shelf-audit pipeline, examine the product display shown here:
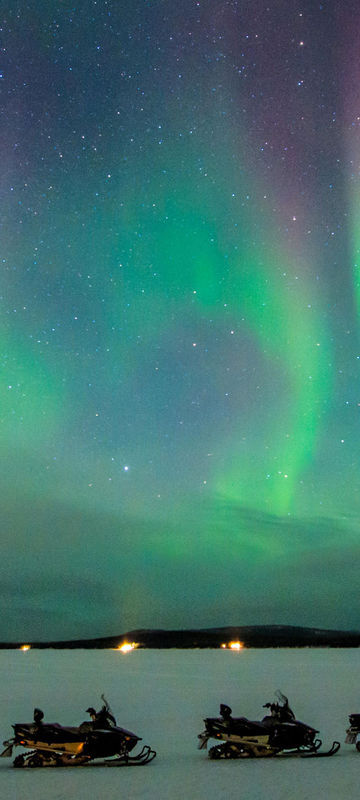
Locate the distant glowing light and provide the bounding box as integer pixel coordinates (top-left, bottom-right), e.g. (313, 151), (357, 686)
(220, 641), (244, 651)
(115, 641), (138, 653)
(123, 465), (129, 471)
(20, 644), (31, 651)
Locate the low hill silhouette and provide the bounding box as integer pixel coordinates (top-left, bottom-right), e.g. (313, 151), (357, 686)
(2, 625), (360, 649)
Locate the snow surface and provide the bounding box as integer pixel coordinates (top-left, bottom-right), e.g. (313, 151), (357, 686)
(0, 647), (359, 799)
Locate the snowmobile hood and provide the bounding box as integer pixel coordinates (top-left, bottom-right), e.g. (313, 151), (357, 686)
(88, 725), (141, 742)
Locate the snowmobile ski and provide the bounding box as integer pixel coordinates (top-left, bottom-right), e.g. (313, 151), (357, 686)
(298, 741), (340, 758)
(103, 746), (157, 766)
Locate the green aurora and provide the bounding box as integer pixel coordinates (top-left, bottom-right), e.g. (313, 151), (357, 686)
(1, 0), (360, 639)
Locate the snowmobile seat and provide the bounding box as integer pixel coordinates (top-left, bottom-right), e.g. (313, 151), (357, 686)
(205, 716), (270, 736)
(241, 718), (271, 733)
(230, 717), (271, 734)
(14, 723), (82, 742)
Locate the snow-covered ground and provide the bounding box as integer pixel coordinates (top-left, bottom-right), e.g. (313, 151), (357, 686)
(0, 647), (359, 799)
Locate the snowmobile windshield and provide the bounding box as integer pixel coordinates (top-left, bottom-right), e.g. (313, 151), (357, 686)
(275, 690), (295, 720)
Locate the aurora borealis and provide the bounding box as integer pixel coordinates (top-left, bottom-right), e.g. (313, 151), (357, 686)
(2, 0), (360, 639)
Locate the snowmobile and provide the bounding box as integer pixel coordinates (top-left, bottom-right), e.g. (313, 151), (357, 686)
(1, 699), (156, 768)
(345, 713), (360, 750)
(198, 691), (340, 759)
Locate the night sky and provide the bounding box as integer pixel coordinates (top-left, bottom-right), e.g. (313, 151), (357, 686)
(2, 0), (360, 640)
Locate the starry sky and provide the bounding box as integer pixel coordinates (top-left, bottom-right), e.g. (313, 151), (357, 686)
(2, 0), (360, 640)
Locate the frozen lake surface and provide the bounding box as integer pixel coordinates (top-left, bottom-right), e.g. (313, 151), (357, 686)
(0, 647), (359, 799)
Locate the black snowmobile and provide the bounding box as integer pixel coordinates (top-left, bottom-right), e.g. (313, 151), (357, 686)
(198, 691), (340, 759)
(345, 713), (360, 750)
(1, 699), (156, 768)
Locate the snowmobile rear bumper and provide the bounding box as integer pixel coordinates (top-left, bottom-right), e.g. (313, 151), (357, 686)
(0, 740), (14, 758)
(345, 727), (360, 745)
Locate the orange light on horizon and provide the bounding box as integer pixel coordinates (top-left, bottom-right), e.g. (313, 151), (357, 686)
(115, 641), (138, 653)
(220, 641), (244, 651)
(20, 644), (31, 651)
